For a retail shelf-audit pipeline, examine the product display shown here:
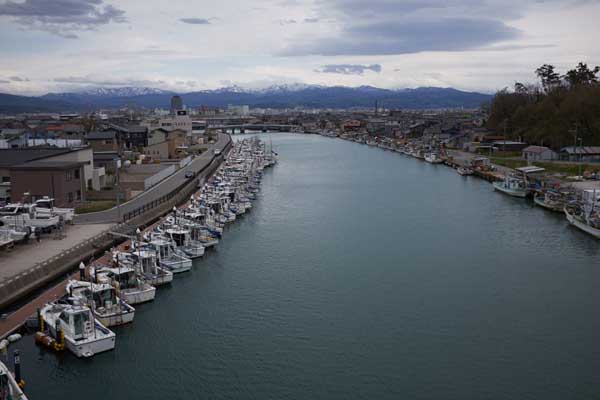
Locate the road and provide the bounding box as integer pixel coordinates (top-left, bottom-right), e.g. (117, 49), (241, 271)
(75, 133), (231, 224)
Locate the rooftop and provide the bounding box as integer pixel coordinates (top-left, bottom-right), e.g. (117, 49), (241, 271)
(0, 147), (76, 168)
(9, 160), (88, 170)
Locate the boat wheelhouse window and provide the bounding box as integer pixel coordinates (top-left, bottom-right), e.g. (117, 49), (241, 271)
(73, 311), (89, 336)
(59, 311), (70, 325)
(93, 288), (115, 307)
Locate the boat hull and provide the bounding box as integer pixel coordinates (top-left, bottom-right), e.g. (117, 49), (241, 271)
(533, 196), (563, 213)
(492, 182), (528, 198)
(120, 286), (156, 304)
(565, 209), (600, 239)
(66, 332), (116, 358)
(96, 305), (135, 327)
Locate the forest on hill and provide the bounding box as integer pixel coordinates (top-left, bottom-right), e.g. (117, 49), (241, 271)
(487, 62), (600, 150)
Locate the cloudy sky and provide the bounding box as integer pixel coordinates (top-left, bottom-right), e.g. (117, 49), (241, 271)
(0, 0), (599, 95)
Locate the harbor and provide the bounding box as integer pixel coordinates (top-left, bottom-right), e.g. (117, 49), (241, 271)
(5, 133), (600, 400)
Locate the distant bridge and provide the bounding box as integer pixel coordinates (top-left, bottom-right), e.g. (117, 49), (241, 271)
(206, 124), (297, 133)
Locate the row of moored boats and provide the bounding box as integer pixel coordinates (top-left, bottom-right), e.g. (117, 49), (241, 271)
(34, 137), (277, 359)
(352, 136), (600, 240)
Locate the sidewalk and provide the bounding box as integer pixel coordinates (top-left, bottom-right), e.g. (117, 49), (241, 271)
(0, 224), (112, 281)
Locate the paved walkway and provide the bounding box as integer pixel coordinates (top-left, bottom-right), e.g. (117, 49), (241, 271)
(0, 224), (112, 281)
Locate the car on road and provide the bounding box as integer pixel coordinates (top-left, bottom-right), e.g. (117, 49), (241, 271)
(185, 171), (194, 178)
(214, 149), (221, 156)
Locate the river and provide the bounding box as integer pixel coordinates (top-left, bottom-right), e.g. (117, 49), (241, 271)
(15, 133), (600, 399)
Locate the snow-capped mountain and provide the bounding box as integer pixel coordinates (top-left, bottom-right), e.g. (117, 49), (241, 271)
(77, 87), (174, 97)
(7, 85), (492, 112)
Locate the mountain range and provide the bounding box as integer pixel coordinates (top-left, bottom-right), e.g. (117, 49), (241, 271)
(0, 85), (493, 113)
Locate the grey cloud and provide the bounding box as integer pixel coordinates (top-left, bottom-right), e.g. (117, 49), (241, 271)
(9, 76), (29, 82)
(0, 0), (126, 38)
(304, 18), (319, 23)
(180, 17), (211, 25)
(53, 76), (167, 87)
(0, 80), (10, 84)
(282, 18), (520, 56)
(316, 64), (382, 75)
(279, 0), (589, 56)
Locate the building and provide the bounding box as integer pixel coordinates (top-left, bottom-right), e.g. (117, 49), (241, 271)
(0, 146), (101, 199)
(170, 95), (183, 114)
(522, 145), (558, 162)
(227, 105), (250, 116)
(560, 146), (600, 162)
(166, 129), (188, 158)
(86, 131), (119, 153)
(9, 161), (87, 207)
(106, 124), (148, 150)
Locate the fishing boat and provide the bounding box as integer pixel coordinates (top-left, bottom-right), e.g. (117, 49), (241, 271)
(145, 234), (192, 273)
(40, 302), (116, 358)
(457, 166), (474, 176)
(0, 204), (59, 230)
(492, 175), (529, 198)
(0, 360), (27, 400)
(564, 190), (600, 239)
(161, 225), (205, 259)
(534, 190), (567, 213)
(424, 152), (443, 164)
(35, 197), (74, 223)
(124, 247), (173, 286)
(93, 265), (156, 304)
(66, 280), (135, 326)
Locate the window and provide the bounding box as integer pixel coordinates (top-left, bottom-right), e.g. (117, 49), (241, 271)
(76, 190), (81, 201)
(74, 169), (80, 179)
(68, 192), (74, 203)
(66, 170), (73, 181)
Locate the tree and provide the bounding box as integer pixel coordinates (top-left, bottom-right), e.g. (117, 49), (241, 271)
(535, 64), (561, 92)
(563, 62), (600, 87)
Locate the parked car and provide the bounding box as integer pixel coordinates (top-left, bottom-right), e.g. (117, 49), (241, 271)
(185, 171), (194, 178)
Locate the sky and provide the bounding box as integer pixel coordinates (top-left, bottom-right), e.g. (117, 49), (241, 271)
(0, 0), (599, 96)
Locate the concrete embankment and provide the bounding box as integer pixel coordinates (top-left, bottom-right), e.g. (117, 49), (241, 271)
(0, 135), (232, 313)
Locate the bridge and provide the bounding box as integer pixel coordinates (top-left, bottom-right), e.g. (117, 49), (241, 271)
(206, 124), (297, 133)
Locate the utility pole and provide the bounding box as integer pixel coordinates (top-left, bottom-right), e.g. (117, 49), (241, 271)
(578, 137), (583, 179)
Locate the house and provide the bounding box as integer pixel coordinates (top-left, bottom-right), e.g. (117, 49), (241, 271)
(522, 145), (558, 161)
(143, 129), (169, 159)
(9, 160), (87, 207)
(560, 146), (600, 162)
(166, 129), (188, 159)
(107, 124), (148, 150)
(86, 131), (119, 153)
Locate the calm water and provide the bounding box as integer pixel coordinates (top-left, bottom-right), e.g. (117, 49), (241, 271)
(15, 134), (600, 399)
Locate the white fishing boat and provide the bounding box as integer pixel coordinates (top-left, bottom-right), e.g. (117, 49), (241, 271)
(457, 166), (474, 176)
(66, 280), (135, 327)
(0, 360), (27, 400)
(35, 197), (74, 223)
(40, 302), (116, 358)
(93, 265), (156, 304)
(564, 190), (600, 239)
(492, 175), (529, 198)
(126, 247), (174, 286)
(146, 234), (192, 273)
(0, 204), (60, 230)
(162, 226), (205, 259)
(424, 152), (443, 164)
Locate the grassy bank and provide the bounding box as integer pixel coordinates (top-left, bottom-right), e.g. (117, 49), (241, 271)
(75, 201), (116, 214)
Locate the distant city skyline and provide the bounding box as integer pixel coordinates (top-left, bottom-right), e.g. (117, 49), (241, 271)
(0, 0), (599, 96)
